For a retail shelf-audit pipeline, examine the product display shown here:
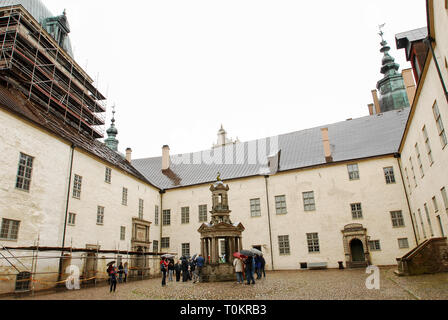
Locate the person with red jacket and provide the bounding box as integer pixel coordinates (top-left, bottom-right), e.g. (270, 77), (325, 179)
(160, 257), (169, 287)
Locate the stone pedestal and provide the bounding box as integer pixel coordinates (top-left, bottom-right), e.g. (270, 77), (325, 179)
(201, 263), (235, 282)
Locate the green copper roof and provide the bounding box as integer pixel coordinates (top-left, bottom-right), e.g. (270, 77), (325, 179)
(105, 107), (119, 152)
(376, 28), (410, 113)
(0, 0), (74, 57)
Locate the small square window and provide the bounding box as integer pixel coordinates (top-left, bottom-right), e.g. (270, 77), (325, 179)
(351, 203), (363, 219)
(347, 164), (360, 180)
(390, 211), (405, 228)
(0, 219), (20, 241)
(161, 237), (170, 249)
(250, 199), (261, 217)
(68, 213), (76, 226)
(275, 195), (287, 215)
(398, 238), (409, 249)
(369, 240), (381, 251)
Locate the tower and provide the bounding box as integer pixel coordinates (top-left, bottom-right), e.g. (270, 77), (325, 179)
(376, 25), (410, 113)
(105, 106), (119, 152)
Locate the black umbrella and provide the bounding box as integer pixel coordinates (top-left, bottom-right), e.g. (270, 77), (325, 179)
(240, 250), (255, 257)
(107, 261), (116, 266)
(192, 254), (198, 261)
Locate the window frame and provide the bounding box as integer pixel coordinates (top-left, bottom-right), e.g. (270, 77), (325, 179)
(306, 233), (320, 253)
(122, 187), (128, 206)
(250, 198), (261, 217)
(368, 240), (381, 251)
(182, 243), (190, 257)
(275, 195), (287, 215)
(15, 153), (34, 192)
(181, 207), (190, 224)
(347, 164), (360, 181)
(68, 212), (76, 226)
(398, 238), (410, 249)
(199, 205), (208, 222)
(161, 237), (170, 249)
(162, 209), (171, 226)
(155, 205), (159, 226)
(278, 235), (290, 255)
(383, 167), (396, 184)
(433, 101), (448, 148)
(96, 206), (105, 225)
(390, 211), (405, 228)
(138, 199), (144, 220)
(303, 191), (316, 212)
(120, 226), (126, 241)
(105, 167), (112, 184)
(351, 203), (363, 219)
(0, 218), (20, 241)
(72, 174), (82, 199)
(422, 126), (434, 165)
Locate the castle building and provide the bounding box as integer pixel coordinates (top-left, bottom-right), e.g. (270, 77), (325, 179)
(0, 0), (446, 294)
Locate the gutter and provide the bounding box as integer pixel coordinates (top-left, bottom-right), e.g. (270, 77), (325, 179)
(159, 189), (166, 252)
(395, 153), (419, 245)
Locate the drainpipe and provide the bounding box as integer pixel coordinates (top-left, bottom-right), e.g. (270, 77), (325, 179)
(395, 153), (419, 245)
(159, 189), (165, 252)
(264, 176), (275, 271)
(58, 143), (75, 283)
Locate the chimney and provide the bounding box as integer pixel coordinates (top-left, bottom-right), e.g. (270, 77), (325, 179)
(368, 104), (374, 116)
(371, 89), (381, 114)
(162, 145), (170, 171)
(402, 68), (416, 105)
(321, 128), (333, 163)
(125, 148), (132, 163)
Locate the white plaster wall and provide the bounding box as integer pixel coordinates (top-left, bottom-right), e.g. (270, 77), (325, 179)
(65, 149), (161, 252)
(0, 109), (72, 248)
(400, 47), (448, 244)
(161, 157), (415, 270)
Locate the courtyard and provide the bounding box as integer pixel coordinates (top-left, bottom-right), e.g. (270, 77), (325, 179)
(6, 267), (448, 301)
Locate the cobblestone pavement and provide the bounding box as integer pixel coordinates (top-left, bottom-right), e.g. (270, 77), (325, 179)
(8, 267), (448, 300)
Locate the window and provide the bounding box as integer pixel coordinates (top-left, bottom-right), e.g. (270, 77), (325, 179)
(303, 192), (316, 211)
(441, 187), (448, 213)
(68, 213), (76, 226)
(437, 216), (445, 237)
(97, 206), (104, 225)
(138, 199), (144, 220)
(422, 126), (434, 165)
(73, 175), (82, 199)
(120, 226), (126, 241)
(105, 167), (112, 183)
(415, 143), (424, 178)
(122, 188), (128, 206)
(413, 212), (420, 241)
(162, 209), (171, 226)
(347, 164), (360, 180)
(153, 240), (159, 253)
(432, 196), (439, 213)
(250, 199), (261, 217)
(351, 203), (363, 219)
(182, 243), (190, 257)
(15, 272), (31, 292)
(275, 195), (287, 215)
(199, 205), (208, 222)
(155, 205), (159, 225)
(433, 101), (447, 148)
(369, 240), (381, 251)
(409, 157), (417, 187)
(15, 153), (34, 191)
(424, 204), (434, 237)
(278, 235), (290, 255)
(0, 219), (20, 240)
(161, 237), (170, 249)
(418, 209), (427, 239)
(383, 167), (396, 184)
(404, 168), (411, 191)
(398, 238), (409, 249)
(181, 207), (190, 224)
(390, 211), (405, 228)
(306, 233), (320, 253)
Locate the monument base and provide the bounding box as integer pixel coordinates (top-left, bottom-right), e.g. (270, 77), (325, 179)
(201, 263), (235, 282)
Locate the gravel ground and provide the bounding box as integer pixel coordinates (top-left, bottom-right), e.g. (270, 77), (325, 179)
(7, 267), (448, 300)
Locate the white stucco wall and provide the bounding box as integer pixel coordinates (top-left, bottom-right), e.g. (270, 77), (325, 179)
(161, 156), (415, 270)
(399, 3), (448, 245)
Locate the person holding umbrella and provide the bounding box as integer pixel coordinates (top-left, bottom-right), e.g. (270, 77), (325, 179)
(181, 256), (189, 282)
(107, 262), (118, 293)
(232, 252), (244, 284)
(174, 260), (182, 282)
(160, 257), (168, 287)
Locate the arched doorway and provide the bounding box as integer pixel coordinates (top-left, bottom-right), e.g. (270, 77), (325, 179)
(350, 239), (366, 262)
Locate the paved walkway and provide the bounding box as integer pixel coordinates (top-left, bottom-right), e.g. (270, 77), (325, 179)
(7, 267), (448, 300)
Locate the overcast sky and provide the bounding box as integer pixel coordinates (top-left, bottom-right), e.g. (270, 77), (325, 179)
(44, 0), (427, 159)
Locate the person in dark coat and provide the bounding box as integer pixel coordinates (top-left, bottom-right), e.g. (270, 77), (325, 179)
(174, 260), (182, 282)
(118, 262), (124, 283)
(244, 257), (255, 285)
(168, 259), (175, 282)
(260, 255), (266, 278)
(254, 255), (262, 279)
(160, 257), (168, 287)
(109, 265), (118, 293)
(181, 257), (189, 282)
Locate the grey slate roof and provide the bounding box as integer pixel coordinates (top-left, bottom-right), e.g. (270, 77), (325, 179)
(133, 108), (410, 190)
(395, 27), (428, 60)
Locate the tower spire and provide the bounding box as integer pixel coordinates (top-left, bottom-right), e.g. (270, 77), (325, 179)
(375, 24), (410, 113)
(105, 105), (119, 152)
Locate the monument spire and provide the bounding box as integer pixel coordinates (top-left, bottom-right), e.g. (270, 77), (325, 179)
(105, 105), (119, 152)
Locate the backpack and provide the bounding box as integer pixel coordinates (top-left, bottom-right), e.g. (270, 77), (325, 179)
(160, 262), (166, 272)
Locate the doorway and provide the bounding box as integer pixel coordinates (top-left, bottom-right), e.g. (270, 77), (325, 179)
(350, 239), (366, 262)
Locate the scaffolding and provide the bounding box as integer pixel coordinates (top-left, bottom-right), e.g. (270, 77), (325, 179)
(0, 243), (170, 297)
(0, 5), (106, 139)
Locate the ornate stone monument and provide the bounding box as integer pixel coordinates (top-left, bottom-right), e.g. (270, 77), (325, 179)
(198, 174), (245, 282)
